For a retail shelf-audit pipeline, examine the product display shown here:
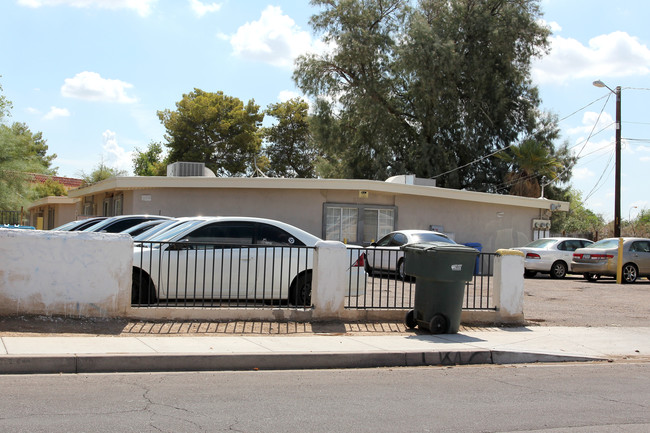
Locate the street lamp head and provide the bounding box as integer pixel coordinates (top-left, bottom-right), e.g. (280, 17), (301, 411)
(593, 80), (606, 88)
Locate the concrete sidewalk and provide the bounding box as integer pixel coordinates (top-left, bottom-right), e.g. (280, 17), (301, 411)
(1, 326), (649, 374)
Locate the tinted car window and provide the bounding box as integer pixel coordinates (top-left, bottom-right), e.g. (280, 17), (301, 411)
(391, 233), (408, 246)
(375, 234), (393, 247)
(181, 222), (255, 245)
(101, 218), (159, 233)
(257, 223), (304, 246)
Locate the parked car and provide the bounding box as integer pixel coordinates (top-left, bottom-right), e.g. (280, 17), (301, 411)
(514, 237), (594, 279)
(364, 230), (456, 279)
(51, 217), (107, 231)
(132, 217), (217, 242)
(82, 215), (173, 234)
(571, 237), (650, 283)
(132, 217), (366, 305)
(120, 219), (170, 237)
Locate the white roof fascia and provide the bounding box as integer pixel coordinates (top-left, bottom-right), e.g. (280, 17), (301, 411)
(67, 176), (569, 212)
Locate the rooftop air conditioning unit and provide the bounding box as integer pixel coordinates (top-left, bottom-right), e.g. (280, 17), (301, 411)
(167, 162), (207, 177)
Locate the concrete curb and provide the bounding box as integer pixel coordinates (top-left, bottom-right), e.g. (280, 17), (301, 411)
(0, 350), (608, 375)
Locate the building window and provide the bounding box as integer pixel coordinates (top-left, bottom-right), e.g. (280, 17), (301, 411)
(113, 194), (123, 216)
(325, 206), (358, 243)
(47, 207), (55, 230)
(83, 197), (94, 216)
(323, 204), (396, 245)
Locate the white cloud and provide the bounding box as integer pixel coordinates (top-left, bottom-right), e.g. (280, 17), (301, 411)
(44, 106), (71, 120)
(61, 71), (137, 103)
(102, 130), (133, 174)
(17, 0), (157, 16)
(571, 166), (594, 181)
(537, 19), (562, 33)
(25, 107), (40, 115)
(567, 111), (615, 136)
(277, 90), (301, 102)
(229, 6), (317, 68)
(533, 31), (650, 85)
(189, 0), (221, 17)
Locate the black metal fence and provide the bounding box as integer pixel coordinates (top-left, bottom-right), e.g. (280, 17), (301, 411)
(131, 242), (496, 311)
(0, 210), (22, 225)
(345, 247), (496, 311)
(132, 241), (316, 308)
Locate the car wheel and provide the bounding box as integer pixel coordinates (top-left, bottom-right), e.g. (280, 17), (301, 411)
(622, 263), (638, 284)
(404, 310), (417, 329)
(397, 259), (406, 280)
(429, 314), (449, 334)
(132, 268), (157, 305)
(524, 270), (537, 278)
(550, 261), (568, 279)
(364, 260), (374, 277)
(290, 271), (312, 307)
(584, 273), (599, 282)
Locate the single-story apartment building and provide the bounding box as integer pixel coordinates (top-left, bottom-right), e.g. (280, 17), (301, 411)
(45, 165), (567, 252)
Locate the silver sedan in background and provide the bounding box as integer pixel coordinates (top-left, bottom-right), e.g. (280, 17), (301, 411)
(515, 237), (594, 279)
(572, 237), (650, 283)
(364, 230), (456, 279)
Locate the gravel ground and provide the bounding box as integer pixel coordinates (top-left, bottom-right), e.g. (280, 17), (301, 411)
(523, 273), (650, 327)
(1, 275), (648, 336)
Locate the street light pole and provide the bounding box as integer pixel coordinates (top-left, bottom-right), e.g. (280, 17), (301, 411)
(593, 80), (621, 237)
(614, 85), (621, 237)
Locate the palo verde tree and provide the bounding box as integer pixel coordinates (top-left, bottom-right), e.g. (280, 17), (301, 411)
(158, 89), (264, 177)
(78, 159), (127, 185)
(294, 0), (554, 190)
(132, 141), (167, 176)
(262, 98), (318, 178)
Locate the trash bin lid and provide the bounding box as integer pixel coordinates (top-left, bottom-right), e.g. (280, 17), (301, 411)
(401, 242), (479, 254)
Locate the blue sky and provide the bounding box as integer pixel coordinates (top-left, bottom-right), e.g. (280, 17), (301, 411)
(1, 0), (648, 221)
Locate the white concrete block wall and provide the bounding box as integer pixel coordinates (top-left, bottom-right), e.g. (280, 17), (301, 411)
(312, 241), (348, 319)
(492, 249), (525, 323)
(0, 229), (132, 318)
(0, 229), (525, 325)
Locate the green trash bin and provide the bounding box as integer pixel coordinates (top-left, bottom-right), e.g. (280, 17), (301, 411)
(402, 242), (479, 334)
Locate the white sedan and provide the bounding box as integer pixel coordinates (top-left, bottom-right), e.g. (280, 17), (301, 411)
(514, 237), (594, 279)
(364, 230), (456, 279)
(132, 217), (366, 306)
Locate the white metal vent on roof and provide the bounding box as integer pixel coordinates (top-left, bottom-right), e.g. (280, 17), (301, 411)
(167, 162), (215, 177)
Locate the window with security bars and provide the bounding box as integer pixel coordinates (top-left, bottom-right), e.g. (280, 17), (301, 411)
(324, 204), (395, 244)
(325, 206), (358, 243)
(363, 208), (394, 243)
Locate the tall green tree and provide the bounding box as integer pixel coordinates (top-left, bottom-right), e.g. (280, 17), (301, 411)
(294, 0), (552, 190)
(0, 82), (57, 209)
(263, 98), (317, 178)
(132, 141), (167, 176)
(79, 159), (127, 185)
(551, 189), (604, 239)
(158, 89), (264, 177)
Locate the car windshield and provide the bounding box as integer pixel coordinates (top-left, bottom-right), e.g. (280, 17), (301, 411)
(145, 220), (206, 243)
(523, 239), (557, 248)
(590, 239), (619, 249)
(411, 233), (455, 244)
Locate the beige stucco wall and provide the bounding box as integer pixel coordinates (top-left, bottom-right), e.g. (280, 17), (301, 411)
(395, 195), (535, 250)
(65, 177), (567, 253)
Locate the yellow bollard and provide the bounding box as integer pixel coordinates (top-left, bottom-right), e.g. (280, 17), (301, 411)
(616, 237), (624, 284)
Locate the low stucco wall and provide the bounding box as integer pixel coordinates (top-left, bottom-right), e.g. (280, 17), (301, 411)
(0, 230), (524, 325)
(0, 229), (132, 318)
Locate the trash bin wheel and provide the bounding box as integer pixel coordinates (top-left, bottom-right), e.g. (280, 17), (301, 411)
(429, 314), (449, 334)
(404, 310), (417, 329)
